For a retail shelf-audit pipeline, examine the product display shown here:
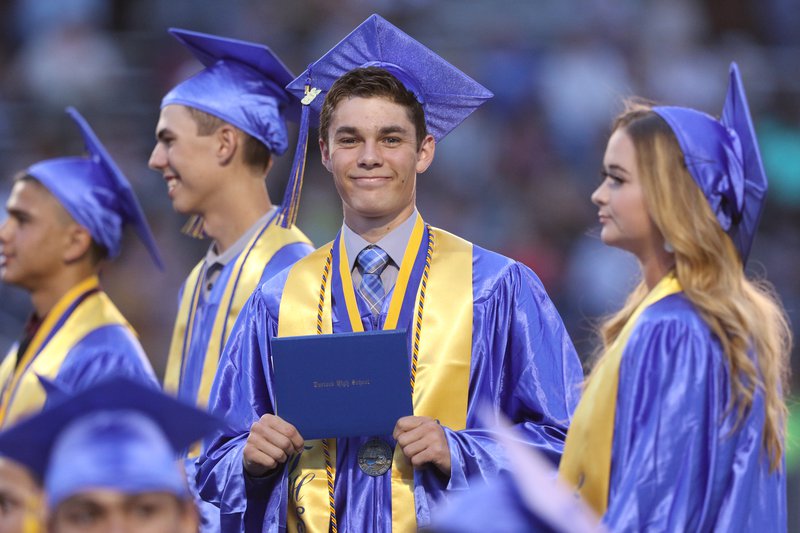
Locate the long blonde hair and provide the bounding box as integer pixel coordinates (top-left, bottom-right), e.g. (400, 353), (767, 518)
(598, 101), (792, 471)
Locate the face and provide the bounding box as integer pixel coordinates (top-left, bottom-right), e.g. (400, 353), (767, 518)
(592, 128), (663, 258)
(320, 96), (434, 230)
(51, 491), (197, 533)
(0, 459), (43, 533)
(0, 180), (75, 290)
(148, 105), (221, 216)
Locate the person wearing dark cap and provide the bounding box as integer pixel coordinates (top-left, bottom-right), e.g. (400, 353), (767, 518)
(0, 377), (223, 533)
(0, 108), (160, 430)
(197, 15), (582, 532)
(148, 29), (314, 531)
(559, 64), (790, 530)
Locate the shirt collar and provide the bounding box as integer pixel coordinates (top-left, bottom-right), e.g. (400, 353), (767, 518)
(342, 209), (419, 271)
(204, 207), (277, 268)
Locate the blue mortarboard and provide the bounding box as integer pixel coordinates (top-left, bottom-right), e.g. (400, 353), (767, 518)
(286, 13), (493, 143)
(161, 28), (299, 156)
(0, 377), (222, 508)
(277, 13), (493, 228)
(26, 108), (164, 269)
(653, 63), (768, 264)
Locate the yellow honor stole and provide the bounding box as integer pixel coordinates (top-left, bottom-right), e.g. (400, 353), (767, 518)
(163, 217), (311, 419)
(278, 214), (473, 533)
(559, 273), (682, 515)
(0, 276), (133, 428)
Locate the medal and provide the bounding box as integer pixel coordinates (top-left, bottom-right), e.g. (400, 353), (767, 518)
(357, 438), (393, 476)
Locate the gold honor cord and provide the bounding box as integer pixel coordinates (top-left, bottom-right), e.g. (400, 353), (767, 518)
(0, 276), (133, 427)
(279, 215), (474, 533)
(559, 274), (682, 514)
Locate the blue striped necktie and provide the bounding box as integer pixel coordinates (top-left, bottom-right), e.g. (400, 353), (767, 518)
(356, 246), (389, 315)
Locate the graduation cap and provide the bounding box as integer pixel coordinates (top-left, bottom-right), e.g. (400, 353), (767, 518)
(277, 13), (494, 228)
(0, 377), (223, 508)
(26, 108), (164, 269)
(161, 28), (299, 157)
(653, 63), (768, 264)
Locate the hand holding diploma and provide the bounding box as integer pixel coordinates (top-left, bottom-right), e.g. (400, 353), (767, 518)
(243, 414), (304, 477)
(394, 416), (451, 476)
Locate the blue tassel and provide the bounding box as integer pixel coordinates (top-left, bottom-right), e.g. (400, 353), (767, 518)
(277, 92), (313, 229)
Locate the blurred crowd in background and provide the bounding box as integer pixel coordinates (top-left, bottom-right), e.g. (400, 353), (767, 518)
(0, 0), (797, 525)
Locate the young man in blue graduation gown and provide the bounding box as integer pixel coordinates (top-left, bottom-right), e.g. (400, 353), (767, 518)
(197, 15), (583, 532)
(148, 29), (314, 531)
(0, 108), (160, 430)
(0, 377), (223, 533)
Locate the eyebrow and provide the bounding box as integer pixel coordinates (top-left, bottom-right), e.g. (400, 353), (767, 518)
(378, 125), (410, 136)
(333, 125), (411, 137)
(156, 128), (174, 141)
(5, 207), (29, 219)
(606, 164), (630, 176)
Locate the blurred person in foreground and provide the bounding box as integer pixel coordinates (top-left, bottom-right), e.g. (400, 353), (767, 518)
(0, 457), (43, 533)
(197, 14), (582, 532)
(148, 29), (314, 531)
(559, 63), (791, 531)
(0, 377), (222, 533)
(0, 108), (161, 430)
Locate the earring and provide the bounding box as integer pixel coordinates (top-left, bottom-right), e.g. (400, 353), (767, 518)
(664, 241), (674, 253)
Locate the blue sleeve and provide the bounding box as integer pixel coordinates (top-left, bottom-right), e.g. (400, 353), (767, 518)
(54, 325), (158, 395)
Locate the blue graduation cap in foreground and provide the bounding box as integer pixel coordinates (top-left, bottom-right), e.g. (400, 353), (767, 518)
(0, 377), (222, 508)
(162, 28), (299, 156)
(277, 13), (493, 229)
(26, 108), (164, 269)
(653, 62), (767, 264)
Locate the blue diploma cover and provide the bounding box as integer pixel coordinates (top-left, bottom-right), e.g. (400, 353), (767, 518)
(270, 329), (413, 439)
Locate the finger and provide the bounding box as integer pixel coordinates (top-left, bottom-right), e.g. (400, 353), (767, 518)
(243, 443), (283, 476)
(393, 415), (429, 437)
(395, 419), (440, 448)
(254, 415), (304, 453)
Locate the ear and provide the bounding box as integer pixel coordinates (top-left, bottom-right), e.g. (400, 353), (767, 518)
(415, 134), (436, 174)
(62, 224), (93, 263)
(319, 138), (333, 173)
(216, 125), (239, 166)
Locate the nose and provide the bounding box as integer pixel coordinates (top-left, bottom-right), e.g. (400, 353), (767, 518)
(357, 140), (383, 169)
(148, 143), (166, 171)
(0, 218), (10, 244)
(591, 181), (607, 207)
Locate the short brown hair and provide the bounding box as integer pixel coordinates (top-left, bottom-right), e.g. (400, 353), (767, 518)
(318, 66), (427, 149)
(186, 107), (272, 174)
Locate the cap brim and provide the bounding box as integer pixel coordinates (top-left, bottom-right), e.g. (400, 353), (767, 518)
(0, 377), (223, 480)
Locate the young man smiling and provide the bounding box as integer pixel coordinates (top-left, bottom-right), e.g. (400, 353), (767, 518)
(149, 29), (314, 532)
(198, 15), (582, 532)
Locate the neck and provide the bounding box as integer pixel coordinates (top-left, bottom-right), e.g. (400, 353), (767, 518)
(29, 267), (97, 318)
(344, 205), (416, 244)
(201, 170), (272, 253)
(638, 246), (675, 290)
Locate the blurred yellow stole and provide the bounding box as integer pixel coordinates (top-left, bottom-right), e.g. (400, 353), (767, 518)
(0, 276), (132, 428)
(278, 215), (473, 532)
(559, 273), (682, 514)
(164, 220), (311, 414)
